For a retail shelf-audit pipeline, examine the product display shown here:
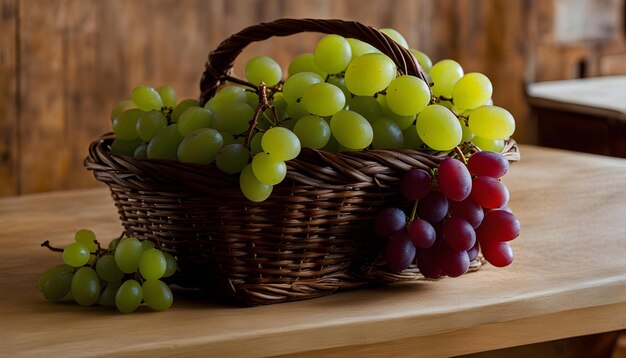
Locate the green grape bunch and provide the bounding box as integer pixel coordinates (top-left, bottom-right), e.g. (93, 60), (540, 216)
(39, 229), (177, 313)
(106, 27), (516, 203)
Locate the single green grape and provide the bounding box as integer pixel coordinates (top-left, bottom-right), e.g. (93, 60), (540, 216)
(349, 96), (384, 123)
(63, 242), (91, 267)
(245, 56), (282, 87)
(415, 104), (462, 151)
(402, 124), (425, 150)
(282, 72), (324, 104)
(293, 115), (331, 149)
(322, 134), (340, 152)
(345, 53), (396, 96)
(212, 103), (254, 135)
(430, 59), (464, 98)
(177, 107), (213, 136)
(251, 152), (287, 185)
(74, 229), (97, 253)
(326, 76), (351, 108)
(141, 240), (156, 251)
(301, 82), (346, 117)
(110, 100), (135, 121)
(261, 127), (301, 161)
(133, 143), (148, 159)
(410, 49), (433, 73)
(97, 280), (122, 306)
(314, 35), (352, 75)
(460, 120), (475, 142)
(137, 110), (168, 142)
(177, 128), (223, 165)
(239, 164), (273, 202)
(346, 38), (380, 61)
(147, 124), (184, 160)
(250, 132), (264, 154)
(206, 86), (250, 114)
(108, 238), (121, 250)
(286, 100), (309, 121)
(385, 75), (431, 116)
(131, 86), (163, 111)
(157, 86), (177, 108)
(39, 264), (74, 302)
(71, 267), (100, 307)
(142, 280), (173, 311)
(371, 118), (404, 149)
(472, 136), (505, 152)
(171, 99), (200, 123)
(114, 237), (143, 273)
(468, 105), (515, 140)
(115, 279), (143, 313)
(330, 110), (373, 150)
(379, 28), (409, 49)
(377, 95), (416, 130)
(452, 72), (493, 110)
(162, 252), (177, 278)
(287, 53), (327, 78)
(139, 248), (167, 281)
(216, 143), (250, 174)
(95, 254), (124, 282)
(112, 109), (144, 140)
(110, 138), (144, 156)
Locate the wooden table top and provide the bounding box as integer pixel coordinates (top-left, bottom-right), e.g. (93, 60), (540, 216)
(2, 145), (626, 357)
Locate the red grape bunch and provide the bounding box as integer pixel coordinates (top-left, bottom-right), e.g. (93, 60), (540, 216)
(374, 150), (520, 278)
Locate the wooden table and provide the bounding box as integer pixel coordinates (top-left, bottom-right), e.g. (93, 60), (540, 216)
(2, 145), (626, 357)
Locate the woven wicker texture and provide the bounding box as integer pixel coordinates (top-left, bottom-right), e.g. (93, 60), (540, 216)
(86, 18), (520, 305)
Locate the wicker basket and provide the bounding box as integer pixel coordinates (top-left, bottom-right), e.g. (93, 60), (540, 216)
(85, 18), (520, 306)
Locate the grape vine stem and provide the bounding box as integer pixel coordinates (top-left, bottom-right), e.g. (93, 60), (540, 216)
(453, 146), (468, 164)
(243, 82), (279, 148)
(41, 240), (64, 253)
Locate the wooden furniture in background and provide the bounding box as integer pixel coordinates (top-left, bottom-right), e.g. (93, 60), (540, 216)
(2, 145), (626, 357)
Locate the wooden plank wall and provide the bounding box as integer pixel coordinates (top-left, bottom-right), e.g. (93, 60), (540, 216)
(0, 0), (625, 196)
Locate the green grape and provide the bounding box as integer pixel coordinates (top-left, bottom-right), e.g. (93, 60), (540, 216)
(213, 103), (254, 135)
(171, 99), (200, 123)
(39, 264), (74, 302)
(136, 110), (168, 142)
(347, 38), (380, 61)
(460, 120), (475, 142)
(371, 118), (403, 149)
(472, 136), (505, 152)
(63, 242), (91, 267)
(112, 109), (144, 140)
(141, 240), (155, 251)
(245, 56), (282, 87)
(349, 96), (384, 122)
(97, 280), (122, 306)
(157, 86), (177, 108)
(131, 86), (163, 111)
(71, 267), (100, 307)
(468, 105), (515, 140)
(110, 138), (143, 156)
(206, 86), (250, 114)
(262, 127), (301, 161)
(452, 73), (493, 110)
(345, 53), (396, 96)
(147, 124), (184, 160)
(380, 28), (409, 49)
(108, 238), (121, 250)
(250, 132), (264, 154)
(220, 132), (237, 146)
(139, 248), (167, 281)
(385, 75), (431, 116)
(322, 134), (340, 152)
(239, 164), (273, 202)
(110, 100), (135, 121)
(282, 72), (323, 104)
(114, 237), (143, 273)
(314, 34), (352, 75)
(416, 104), (462, 151)
(162, 252), (177, 277)
(246, 91), (259, 109)
(410, 49), (433, 73)
(326, 76), (351, 108)
(142, 280), (173, 311)
(301, 82), (346, 117)
(177, 107), (213, 136)
(377, 95), (415, 130)
(293, 115), (331, 149)
(74, 229), (97, 252)
(288, 53), (327, 78)
(402, 124), (425, 150)
(115, 279), (142, 313)
(216, 143), (250, 174)
(133, 143), (148, 159)
(95, 254), (124, 282)
(251, 152), (287, 185)
(330, 110), (373, 150)
(286, 100), (309, 121)
(177, 128), (223, 165)
(430, 59), (464, 98)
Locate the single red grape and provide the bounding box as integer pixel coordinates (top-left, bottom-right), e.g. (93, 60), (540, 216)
(443, 216), (476, 251)
(417, 246), (442, 279)
(471, 176), (510, 209)
(436, 241), (470, 277)
(417, 191), (449, 224)
(400, 169), (432, 200)
(374, 207), (406, 239)
(408, 219), (436, 249)
(384, 231), (416, 273)
(467, 151), (509, 178)
(438, 157), (472, 202)
(481, 240), (514, 267)
(449, 197), (484, 228)
(476, 209), (520, 242)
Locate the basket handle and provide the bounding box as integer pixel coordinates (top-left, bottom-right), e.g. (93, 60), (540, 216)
(199, 18), (426, 104)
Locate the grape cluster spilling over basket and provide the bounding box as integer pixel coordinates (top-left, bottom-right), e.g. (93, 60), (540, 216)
(41, 18), (521, 310)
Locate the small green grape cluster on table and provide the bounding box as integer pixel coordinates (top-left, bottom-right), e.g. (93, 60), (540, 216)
(108, 27), (515, 203)
(39, 229), (177, 313)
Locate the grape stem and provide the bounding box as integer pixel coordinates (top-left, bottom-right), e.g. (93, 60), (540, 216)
(41, 240), (64, 253)
(409, 200), (419, 222)
(243, 82), (279, 148)
(453, 146), (468, 164)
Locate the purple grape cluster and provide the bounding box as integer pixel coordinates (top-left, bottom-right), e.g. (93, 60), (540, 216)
(375, 151), (520, 278)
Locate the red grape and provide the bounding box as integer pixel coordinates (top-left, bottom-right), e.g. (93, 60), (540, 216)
(438, 158), (472, 201)
(449, 197), (484, 228)
(374, 207), (406, 239)
(476, 209), (520, 242)
(384, 231), (416, 273)
(400, 169), (432, 200)
(408, 219), (436, 249)
(467, 241), (480, 261)
(417, 191), (449, 224)
(481, 240), (514, 267)
(437, 241), (470, 277)
(467, 151), (509, 178)
(417, 247), (442, 279)
(471, 176), (510, 209)
(443, 217), (476, 251)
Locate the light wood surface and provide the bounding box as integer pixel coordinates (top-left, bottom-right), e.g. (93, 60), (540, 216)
(1, 145), (626, 357)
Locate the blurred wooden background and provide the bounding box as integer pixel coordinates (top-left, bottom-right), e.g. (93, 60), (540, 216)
(1, 0), (625, 196)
